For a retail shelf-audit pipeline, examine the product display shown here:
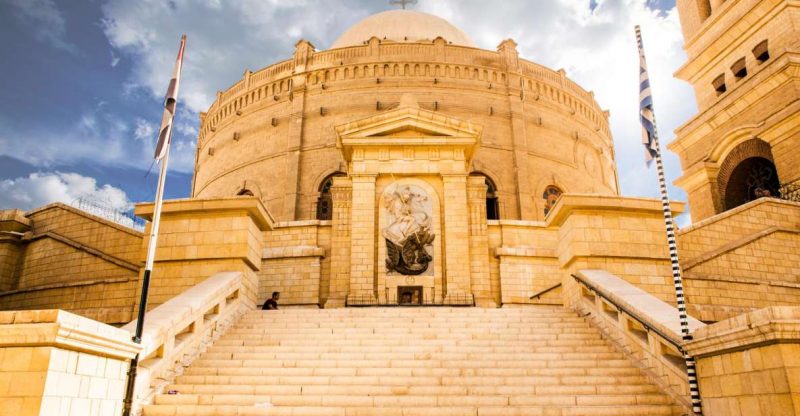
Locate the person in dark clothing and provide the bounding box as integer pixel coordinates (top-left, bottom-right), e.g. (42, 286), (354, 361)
(262, 292), (280, 310)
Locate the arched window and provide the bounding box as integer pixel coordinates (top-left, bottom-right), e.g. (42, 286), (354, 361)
(471, 173), (500, 220)
(316, 172), (346, 220)
(236, 189), (254, 196)
(543, 186), (563, 216)
(724, 157), (780, 210)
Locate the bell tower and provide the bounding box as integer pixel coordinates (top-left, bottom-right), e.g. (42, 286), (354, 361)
(670, 0), (799, 220)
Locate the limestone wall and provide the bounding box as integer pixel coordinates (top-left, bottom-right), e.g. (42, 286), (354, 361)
(192, 40), (617, 222)
(0, 205), (142, 325)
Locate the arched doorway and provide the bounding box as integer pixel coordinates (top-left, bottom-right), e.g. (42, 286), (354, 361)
(470, 173), (500, 220)
(724, 157), (780, 210)
(316, 172), (346, 220)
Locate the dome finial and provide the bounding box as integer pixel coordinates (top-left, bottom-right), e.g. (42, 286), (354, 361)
(389, 0), (418, 9)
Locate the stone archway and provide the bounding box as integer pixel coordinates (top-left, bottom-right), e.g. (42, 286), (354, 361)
(717, 138), (779, 212)
(723, 157), (781, 210)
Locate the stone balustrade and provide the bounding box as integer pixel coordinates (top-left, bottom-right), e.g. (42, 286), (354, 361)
(122, 271), (246, 415)
(570, 269), (705, 413)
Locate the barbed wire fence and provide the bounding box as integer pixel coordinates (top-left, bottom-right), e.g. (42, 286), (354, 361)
(71, 196), (146, 232)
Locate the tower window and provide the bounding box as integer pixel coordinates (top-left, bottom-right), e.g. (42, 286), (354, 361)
(316, 172), (346, 220)
(753, 40), (769, 64)
(471, 173), (500, 220)
(543, 186), (563, 216)
(731, 58), (747, 80)
(712, 74), (726, 95)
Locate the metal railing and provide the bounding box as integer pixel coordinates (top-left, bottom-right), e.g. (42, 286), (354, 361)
(529, 282), (562, 300)
(72, 197), (145, 231)
(572, 273), (683, 350)
(346, 291), (475, 307)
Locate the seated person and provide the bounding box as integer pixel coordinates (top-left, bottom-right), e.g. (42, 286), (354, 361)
(262, 291), (280, 310)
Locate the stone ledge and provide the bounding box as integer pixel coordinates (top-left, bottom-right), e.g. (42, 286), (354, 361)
(0, 276), (131, 298)
(25, 202), (143, 237)
(135, 197), (275, 231)
(676, 197), (800, 236)
(495, 246), (556, 258)
(0, 309), (140, 360)
(546, 194), (686, 227)
(575, 269), (705, 342)
(684, 226), (800, 270)
(0, 209), (31, 232)
(685, 306), (800, 358)
(263, 245), (325, 259)
(25, 231), (140, 272)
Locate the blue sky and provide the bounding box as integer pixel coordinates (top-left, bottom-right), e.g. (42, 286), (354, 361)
(0, 0), (692, 221)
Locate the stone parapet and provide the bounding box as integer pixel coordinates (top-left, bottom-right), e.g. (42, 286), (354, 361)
(133, 197), (272, 309)
(121, 271), (245, 414)
(0, 309), (140, 416)
(684, 306), (800, 415)
(570, 269), (703, 414)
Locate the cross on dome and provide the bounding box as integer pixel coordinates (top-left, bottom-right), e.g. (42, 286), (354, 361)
(389, 0), (417, 10)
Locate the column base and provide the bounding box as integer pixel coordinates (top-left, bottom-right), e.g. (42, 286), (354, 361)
(346, 292), (377, 306)
(444, 292), (475, 306)
(322, 297), (347, 309)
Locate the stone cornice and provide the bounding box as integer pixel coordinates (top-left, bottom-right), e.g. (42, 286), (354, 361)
(684, 306), (800, 358)
(135, 196), (275, 231)
(0, 309), (140, 360)
(545, 194), (686, 228)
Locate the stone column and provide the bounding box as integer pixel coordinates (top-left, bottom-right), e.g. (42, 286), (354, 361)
(325, 177), (352, 308)
(442, 174), (473, 304)
(347, 174), (377, 304)
(467, 176), (494, 307)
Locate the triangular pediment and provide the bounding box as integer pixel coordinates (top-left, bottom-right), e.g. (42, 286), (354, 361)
(335, 96), (482, 163)
(336, 106), (481, 141)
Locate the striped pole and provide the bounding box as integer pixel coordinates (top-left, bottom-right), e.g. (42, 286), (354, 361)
(635, 25), (703, 415)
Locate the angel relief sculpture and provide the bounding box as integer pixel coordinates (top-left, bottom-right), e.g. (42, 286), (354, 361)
(382, 184), (435, 275)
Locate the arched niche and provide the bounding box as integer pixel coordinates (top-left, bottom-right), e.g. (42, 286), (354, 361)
(717, 138), (780, 212)
(316, 172), (346, 220)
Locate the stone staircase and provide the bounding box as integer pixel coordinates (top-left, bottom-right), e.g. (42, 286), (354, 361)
(143, 306), (684, 416)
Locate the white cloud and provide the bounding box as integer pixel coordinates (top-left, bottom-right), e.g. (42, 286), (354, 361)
(0, 172), (132, 212)
(134, 118), (155, 141)
(6, 0), (78, 53)
(419, 0), (695, 204)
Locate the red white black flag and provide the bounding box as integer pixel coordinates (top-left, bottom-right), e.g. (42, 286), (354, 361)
(154, 35), (186, 161)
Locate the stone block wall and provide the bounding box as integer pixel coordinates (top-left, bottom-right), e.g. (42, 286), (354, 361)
(0, 205), (142, 325)
(0, 309), (139, 416)
(685, 306), (800, 415)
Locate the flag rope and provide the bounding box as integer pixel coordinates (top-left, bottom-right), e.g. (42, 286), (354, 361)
(636, 25), (703, 415)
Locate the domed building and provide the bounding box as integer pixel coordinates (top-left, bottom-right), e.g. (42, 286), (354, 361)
(2, 6), (800, 415)
(191, 10), (618, 223)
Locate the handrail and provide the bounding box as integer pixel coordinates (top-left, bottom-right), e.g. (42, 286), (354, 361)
(571, 273), (684, 351)
(529, 282), (562, 300)
(122, 271), (246, 415)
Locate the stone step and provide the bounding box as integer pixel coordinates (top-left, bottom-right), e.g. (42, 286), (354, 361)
(206, 340), (612, 353)
(153, 393), (673, 407)
(144, 306), (680, 415)
(142, 404), (678, 416)
(182, 365), (642, 377)
(165, 383), (664, 396)
(188, 351), (625, 364)
(173, 374), (653, 387)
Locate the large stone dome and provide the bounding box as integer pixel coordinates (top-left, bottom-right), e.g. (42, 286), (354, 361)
(330, 10), (476, 49)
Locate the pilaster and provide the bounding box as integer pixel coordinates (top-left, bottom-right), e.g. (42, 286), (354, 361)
(442, 174), (473, 303)
(347, 174), (377, 304)
(325, 177), (352, 308)
(467, 176), (494, 307)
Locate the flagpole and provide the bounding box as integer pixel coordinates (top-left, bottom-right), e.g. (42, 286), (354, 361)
(635, 26), (702, 415)
(123, 35), (186, 416)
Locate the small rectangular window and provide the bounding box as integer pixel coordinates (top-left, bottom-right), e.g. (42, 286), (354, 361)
(712, 74), (727, 95)
(753, 40), (769, 63)
(731, 58), (747, 79)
